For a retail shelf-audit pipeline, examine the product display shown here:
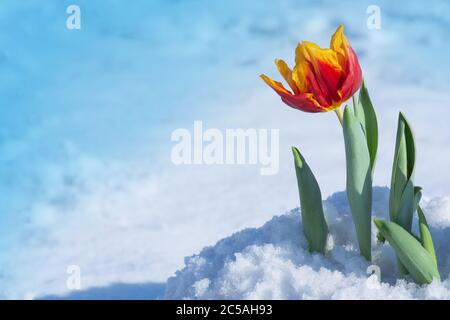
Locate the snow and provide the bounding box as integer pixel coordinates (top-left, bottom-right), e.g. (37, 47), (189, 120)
(166, 188), (450, 299)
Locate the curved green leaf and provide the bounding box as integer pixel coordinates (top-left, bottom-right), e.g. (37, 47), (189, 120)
(374, 219), (440, 285)
(390, 115), (408, 222)
(354, 81), (378, 172)
(417, 206), (437, 267)
(343, 106), (372, 261)
(397, 180), (415, 232)
(292, 147), (328, 254)
(403, 113), (416, 179)
(389, 113), (417, 275)
(389, 113), (416, 230)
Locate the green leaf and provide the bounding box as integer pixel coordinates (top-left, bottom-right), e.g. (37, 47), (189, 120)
(389, 115), (408, 222)
(389, 113), (417, 275)
(389, 113), (416, 231)
(354, 80), (378, 172)
(417, 206), (438, 267)
(374, 219), (440, 285)
(397, 180), (415, 232)
(403, 114), (416, 179)
(343, 106), (372, 261)
(292, 147), (328, 254)
(414, 186), (437, 266)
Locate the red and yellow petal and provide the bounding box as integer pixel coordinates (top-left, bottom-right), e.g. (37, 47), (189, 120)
(281, 93), (326, 113)
(339, 45), (362, 101)
(330, 25), (363, 101)
(260, 74), (325, 112)
(275, 59), (300, 94)
(293, 41), (343, 106)
(260, 74), (293, 96)
(260, 24), (362, 113)
(330, 25), (347, 59)
(303, 43), (343, 103)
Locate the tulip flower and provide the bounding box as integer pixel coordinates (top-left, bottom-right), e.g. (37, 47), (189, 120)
(260, 25), (362, 122)
(261, 25), (378, 262)
(260, 24), (439, 285)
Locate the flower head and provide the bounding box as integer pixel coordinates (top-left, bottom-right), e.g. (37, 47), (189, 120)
(260, 25), (362, 113)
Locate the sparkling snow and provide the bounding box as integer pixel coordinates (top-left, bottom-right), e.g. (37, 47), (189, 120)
(166, 188), (450, 299)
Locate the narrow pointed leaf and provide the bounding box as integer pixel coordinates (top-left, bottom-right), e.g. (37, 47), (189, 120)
(343, 106), (372, 261)
(397, 180), (415, 232)
(389, 116), (408, 222)
(354, 81), (378, 172)
(417, 206), (437, 267)
(390, 113), (416, 231)
(374, 219), (440, 285)
(389, 113), (417, 275)
(292, 147), (328, 254)
(403, 113), (416, 178)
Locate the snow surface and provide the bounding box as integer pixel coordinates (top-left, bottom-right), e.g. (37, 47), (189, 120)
(166, 188), (450, 299)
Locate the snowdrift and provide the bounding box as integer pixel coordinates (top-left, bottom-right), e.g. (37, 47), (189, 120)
(165, 188), (450, 299)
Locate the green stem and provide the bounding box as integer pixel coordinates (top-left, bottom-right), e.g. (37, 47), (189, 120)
(334, 108), (344, 126)
(352, 95), (357, 109)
